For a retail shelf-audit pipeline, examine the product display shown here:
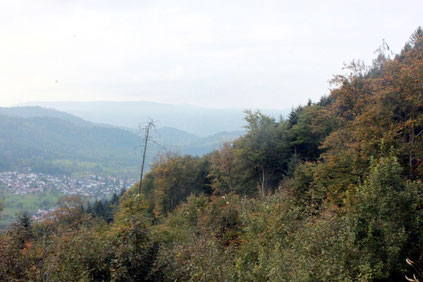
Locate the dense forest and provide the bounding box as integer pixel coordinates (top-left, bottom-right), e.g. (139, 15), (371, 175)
(1, 28), (423, 281)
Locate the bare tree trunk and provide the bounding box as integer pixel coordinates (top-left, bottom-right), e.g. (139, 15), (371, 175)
(138, 121), (155, 195)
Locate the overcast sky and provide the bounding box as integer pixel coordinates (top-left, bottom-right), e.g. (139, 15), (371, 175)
(0, 0), (422, 109)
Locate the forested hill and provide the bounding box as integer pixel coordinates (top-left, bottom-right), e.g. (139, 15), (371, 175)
(1, 28), (423, 281)
(0, 114), (142, 176)
(0, 107), (245, 176)
(19, 101), (288, 136)
(0, 106), (92, 127)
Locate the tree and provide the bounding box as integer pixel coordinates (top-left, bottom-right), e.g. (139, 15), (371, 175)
(308, 28), (423, 202)
(209, 142), (236, 194)
(146, 152), (211, 217)
(345, 156), (423, 279)
(111, 190), (158, 281)
(286, 105), (328, 163)
(138, 120), (156, 195)
(13, 212), (33, 249)
(234, 111), (288, 196)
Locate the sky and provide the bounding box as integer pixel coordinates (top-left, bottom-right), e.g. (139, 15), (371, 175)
(0, 0), (422, 109)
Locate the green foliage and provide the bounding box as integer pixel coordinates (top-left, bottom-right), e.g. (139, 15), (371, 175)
(87, 190), (123, 223)
(153, 194), (242, 281)
(235, 206), (356, 281)
(111, 217), (157, 281)
(233, 110), (289, 196)
(209, 142), (237, 194)
(290, 161), (318, 206)
(344, 157), (423, 279)
(1, 27), (423, 281)
(0, 114), (141, 177)
(43, 225), (113, 281)
(286, 105), (327, 162)
(142, 152), (212, 218)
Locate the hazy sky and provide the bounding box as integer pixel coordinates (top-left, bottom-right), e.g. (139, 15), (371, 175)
(0, 0), (422, 109)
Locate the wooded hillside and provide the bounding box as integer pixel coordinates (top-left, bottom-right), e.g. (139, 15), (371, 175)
(1, 28), (423, 281)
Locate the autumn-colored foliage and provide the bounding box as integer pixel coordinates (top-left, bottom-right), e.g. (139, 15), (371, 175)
(1, 27), (423, 281)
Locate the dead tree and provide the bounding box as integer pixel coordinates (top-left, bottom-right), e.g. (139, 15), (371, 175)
(138, 120), (156, 195)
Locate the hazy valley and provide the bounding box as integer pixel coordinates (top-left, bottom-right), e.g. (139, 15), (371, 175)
(1, 1), (422, 280)
(0, 104), (247, 225)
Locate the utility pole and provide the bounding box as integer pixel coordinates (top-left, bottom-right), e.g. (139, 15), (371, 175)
(138, 120), (155, 195)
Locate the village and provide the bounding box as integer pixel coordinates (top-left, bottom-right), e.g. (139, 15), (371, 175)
(0, 170), (135, 222)
(0, 170), (134, 199)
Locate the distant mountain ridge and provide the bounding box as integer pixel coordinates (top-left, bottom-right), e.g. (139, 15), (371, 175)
(0, 106), (245, 176)
(152, 126), (200, 146)
(0, 113), (142, 176)
(0, 106), (92, 127)
(19, 101), (288, 136)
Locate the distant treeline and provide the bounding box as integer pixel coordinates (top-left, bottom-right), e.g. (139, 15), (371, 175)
(1, 28), (423, 281)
